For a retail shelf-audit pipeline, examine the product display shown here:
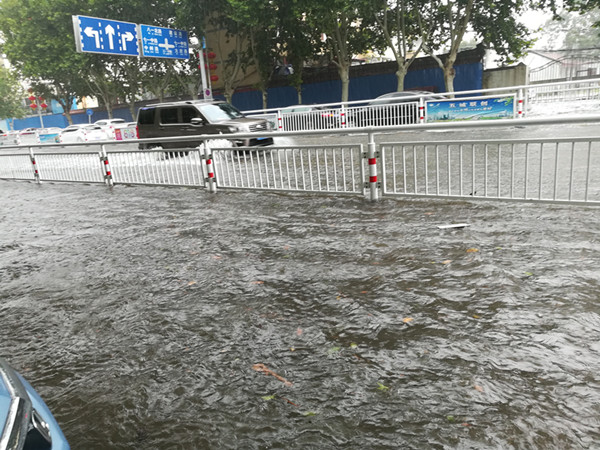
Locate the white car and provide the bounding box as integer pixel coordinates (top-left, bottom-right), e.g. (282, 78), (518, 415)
(59, 124), (109, 143)
(94, 118), (126, 139)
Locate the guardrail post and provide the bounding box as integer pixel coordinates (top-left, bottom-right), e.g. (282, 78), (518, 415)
(277, 109), (284, 132)
(28, 147), (41, 184)
(517, 89), (524, 119)
(203, 141), (217, 193)
(419, 97), (425, 123)
(100, 144), (114, 187)
(340, 103), (347, 128)
(366, 132), (379, 201)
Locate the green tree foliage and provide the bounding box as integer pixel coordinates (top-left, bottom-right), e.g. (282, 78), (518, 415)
(421, 0), (534, 93)
(368, 0), (435, 91)
(227, 0), (279, 108)
(0, 66), (26, 120)
(0, 0), (89, 123)
(540, 9), (600, 49)
(302, 0), (382, 102)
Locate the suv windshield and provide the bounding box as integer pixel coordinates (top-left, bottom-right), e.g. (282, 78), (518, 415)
(198, 103), (244, 122)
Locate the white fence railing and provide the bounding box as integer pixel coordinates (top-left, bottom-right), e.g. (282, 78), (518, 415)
(245, 78), (600, 132)
(1, 115), (600, 205)
(212, 145), (365, 194)
(380, 137), (600, 204)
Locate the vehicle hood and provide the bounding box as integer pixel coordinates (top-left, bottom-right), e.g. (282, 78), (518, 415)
(214, 118), (268, 129)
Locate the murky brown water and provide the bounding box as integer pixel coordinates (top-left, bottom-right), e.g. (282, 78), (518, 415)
(1, 180), (599, 449)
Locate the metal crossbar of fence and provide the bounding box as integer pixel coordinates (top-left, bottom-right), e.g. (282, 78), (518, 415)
(380, 137), (600, 204)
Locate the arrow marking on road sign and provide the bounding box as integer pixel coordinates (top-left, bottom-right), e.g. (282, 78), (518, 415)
(84, 27), (100, 48)
(121, 32), (134, 51)
(105, 24), (115, 49)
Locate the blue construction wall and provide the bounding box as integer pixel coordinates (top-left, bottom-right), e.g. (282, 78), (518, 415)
(231, 61), (484, 110)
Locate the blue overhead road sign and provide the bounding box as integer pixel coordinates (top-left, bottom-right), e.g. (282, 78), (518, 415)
(139, 25), (189, 59)
(72, 15), (139, 56)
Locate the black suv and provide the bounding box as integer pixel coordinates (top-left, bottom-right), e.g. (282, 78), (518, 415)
(136, 100), (273, 149)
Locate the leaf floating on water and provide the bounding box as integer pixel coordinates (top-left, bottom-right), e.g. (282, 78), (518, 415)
(472, 314), (481, 319)
(187, 281), (197, 286)
(250, 280), (265, 285)
(474, 385), (484, 392)
(252, 363), (293, 387)
(350, 343), (358, 349)
(441, 260), (453, 265)
(403, 317), (414, 323)
(447, 415), (456, 422)
(282, 397), (298, 407)
(303, 411), (317, 417)
(296, 327), (303, 336)
(377, 382), (390, 391)
(328, 346), (341, 354)
(261, 394), (276, 401)
(360, 290), (368, 294)
(466, 248), (479, 253)
(524, 272), (534, 277)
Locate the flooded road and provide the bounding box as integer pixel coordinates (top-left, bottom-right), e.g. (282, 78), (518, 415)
(1, 180), (599, 449)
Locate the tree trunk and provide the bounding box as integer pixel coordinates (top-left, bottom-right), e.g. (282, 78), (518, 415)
(129, 102), (136, 121)
(338, 63), (350, 103)
(262, 89), (268, 109)
(396, 65), (407, 92)
(444, 65), (456, 95)
(443, 53), (458, 95)
(296, 86), (302, 104)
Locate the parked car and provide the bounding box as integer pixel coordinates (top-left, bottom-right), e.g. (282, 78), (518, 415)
(17, 128), (39, 145)
(94, 118), (126, 139)
(59, 124), (109, 143)
(0, 130), (21, 146)
(136, 100), (273, 150)
(350, 90), (443, 127)
(280, 105), (342, 130)
(0, 357), (70, 449)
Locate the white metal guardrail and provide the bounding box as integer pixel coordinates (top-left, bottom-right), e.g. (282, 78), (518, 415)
(108, 149), (207, 187)
(245, 78), (600, 132)
(380, 137), (600, 204)
(212, 145), (365, 194)
(1, 114), (600, 205)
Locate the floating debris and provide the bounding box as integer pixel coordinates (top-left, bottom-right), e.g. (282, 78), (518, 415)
(437, 223), (470, 229)
(252, 363), (293, 387)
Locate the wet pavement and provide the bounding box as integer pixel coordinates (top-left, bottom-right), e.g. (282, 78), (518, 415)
(1, 178), (600, 449)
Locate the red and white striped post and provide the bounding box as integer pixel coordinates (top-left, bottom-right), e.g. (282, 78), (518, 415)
(340, 103), (347, 128)
(29, 147), (40, 183)
(367, 132), (379, 201)
(517, 89), (524, 119)
(100, 145), (114, 187)
(203, 142), (217, 193)
(277, 110), (284, 132)
(419, 97), (425, 123)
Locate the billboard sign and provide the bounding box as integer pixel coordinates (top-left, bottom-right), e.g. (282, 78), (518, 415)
(426, 95), (516, 122)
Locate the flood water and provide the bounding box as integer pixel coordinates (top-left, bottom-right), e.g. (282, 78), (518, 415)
(1, 180), (599, 449)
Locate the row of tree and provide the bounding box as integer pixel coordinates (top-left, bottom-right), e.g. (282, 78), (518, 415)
(0, 0), (598, 122)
